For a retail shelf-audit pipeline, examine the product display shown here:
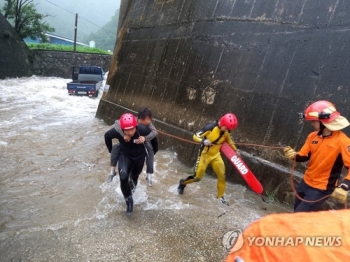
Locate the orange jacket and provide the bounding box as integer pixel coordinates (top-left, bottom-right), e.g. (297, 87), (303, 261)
(226, 209), (350, 262)
(296, 130), (350, 190)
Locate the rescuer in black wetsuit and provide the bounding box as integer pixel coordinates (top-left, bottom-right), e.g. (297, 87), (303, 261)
(106, 108), (158, 187)
(104, 113), (151, 215)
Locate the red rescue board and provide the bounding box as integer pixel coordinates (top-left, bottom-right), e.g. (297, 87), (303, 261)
(221, 142), (263, 194)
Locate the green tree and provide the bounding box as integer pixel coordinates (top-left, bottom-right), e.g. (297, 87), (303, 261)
(1, 0), (54, 41)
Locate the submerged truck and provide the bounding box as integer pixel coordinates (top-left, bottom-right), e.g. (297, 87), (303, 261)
(67, 66), (104, 97)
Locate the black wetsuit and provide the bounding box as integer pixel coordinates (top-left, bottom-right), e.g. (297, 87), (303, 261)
(104, 125), (151, 198)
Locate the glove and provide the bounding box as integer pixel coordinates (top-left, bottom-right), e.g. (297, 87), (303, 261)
(283, 146), (296, 159)
(331, 184), (348, 203)
(202, 139), (211, 146)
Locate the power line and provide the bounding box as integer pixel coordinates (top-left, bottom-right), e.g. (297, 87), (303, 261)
(44, 0), (117, 36)
(45, 0), (75, 15)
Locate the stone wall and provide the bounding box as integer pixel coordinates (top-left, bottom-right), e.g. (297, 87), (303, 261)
(31, 50), (112, 78)
(97, 0), (350, 207)
(0, 13), (32, 79)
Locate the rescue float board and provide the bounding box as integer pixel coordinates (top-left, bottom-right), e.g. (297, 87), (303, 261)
(221, 142), (263, 194)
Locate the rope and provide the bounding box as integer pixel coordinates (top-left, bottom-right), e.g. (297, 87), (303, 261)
(156, 128), (348, 208)
(290, 157), (347, 208)
(289, 158), (331, 204)
(157, 129), (199, 145)
(157, 129), (285, 148)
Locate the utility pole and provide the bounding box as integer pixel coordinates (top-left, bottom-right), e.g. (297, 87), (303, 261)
(73, 13), (78, 52)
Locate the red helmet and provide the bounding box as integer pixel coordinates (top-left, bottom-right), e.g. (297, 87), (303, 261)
(219, 113), (238, 130)
(304, 100), (340, 124)
(120, 113), (137, 130)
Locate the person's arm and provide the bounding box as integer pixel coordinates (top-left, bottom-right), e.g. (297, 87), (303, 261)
(193, 122), (216, 143)
(137, 124), (151, 136)
(331, 136), (350, 203)
(104, 128), (122, 153)
(339, 138), (350, 189)
(295, 134), (313, 162)
(151, 137), (158, 154)
(145, 122), (158, 141)
(114, 120), (124, 137)
(295, 153), (311, 162)
(225, 133), (237, 151)
(133, 125), (151, 144)
(284, 133), (313, 161)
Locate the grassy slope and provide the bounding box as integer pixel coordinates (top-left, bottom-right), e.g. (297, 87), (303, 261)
(27, 43), (112, 54)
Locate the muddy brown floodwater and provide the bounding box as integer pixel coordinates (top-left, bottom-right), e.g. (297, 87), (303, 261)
(0, 76), (292, 261)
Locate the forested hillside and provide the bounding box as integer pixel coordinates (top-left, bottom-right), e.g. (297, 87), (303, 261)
(0, 0), (120, 47)
(82, 9), (119, 51)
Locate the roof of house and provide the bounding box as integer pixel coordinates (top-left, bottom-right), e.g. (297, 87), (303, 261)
(45, 33), (89, 47)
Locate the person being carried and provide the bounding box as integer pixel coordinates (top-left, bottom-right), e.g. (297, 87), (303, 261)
(284, 100), (350, 212)
(106, 108), (158, 186)
(177, 113), (239, 206)
(104, 113), (151, 215)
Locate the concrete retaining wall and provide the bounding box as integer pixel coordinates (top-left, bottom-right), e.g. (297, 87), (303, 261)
(97, 0), (350, 207)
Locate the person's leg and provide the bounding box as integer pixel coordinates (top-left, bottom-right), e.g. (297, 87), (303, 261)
(211, 156), (226, 196)
(107, 143), (121, 183)
(211, 155), (229, 205)
(294, 180), (331, 212)
(118, 154), (133, 197)
(123, 156), (145, 215)
(117, 155), (134, 215)
(178, 154), (210, 194)
(130, 156), (146, 192)
(145, 142), (154, 186)
(293, 180), (306, 211)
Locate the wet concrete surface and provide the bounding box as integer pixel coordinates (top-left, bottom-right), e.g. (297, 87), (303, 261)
(0, 191), (290, 262)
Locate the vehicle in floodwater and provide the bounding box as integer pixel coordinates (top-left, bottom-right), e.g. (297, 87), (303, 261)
(67, 66), (104, 97)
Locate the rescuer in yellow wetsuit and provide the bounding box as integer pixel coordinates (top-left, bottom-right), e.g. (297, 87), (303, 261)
(177, 113), (239, 206)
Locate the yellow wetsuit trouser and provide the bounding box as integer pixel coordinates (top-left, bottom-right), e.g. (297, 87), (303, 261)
(181, 121), (237, 198)
(183, 151), (226, 198)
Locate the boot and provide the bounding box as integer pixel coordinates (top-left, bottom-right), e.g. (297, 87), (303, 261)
(218, 197), (229, 206)
(125, 196), (133, 215)
(146, 173), (153, 187)
(177, 179), (186, 194)
(106, 171), (116, 183)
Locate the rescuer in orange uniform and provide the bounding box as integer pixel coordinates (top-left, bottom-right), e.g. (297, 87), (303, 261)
(177, 113), (239, 206)
(284, 100), (350, 212)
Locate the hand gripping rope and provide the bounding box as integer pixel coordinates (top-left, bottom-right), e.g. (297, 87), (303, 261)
(156, 129), (347, 208)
